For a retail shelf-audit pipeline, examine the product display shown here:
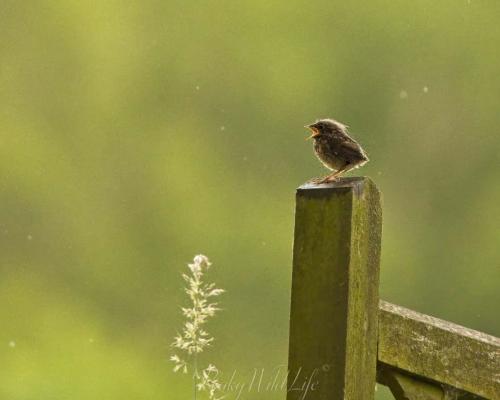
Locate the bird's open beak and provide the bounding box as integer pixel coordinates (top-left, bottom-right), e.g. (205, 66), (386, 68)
(305, 125), (320, 140)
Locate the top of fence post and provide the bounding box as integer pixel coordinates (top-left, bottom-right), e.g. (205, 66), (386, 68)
(287, 176), (382, 400)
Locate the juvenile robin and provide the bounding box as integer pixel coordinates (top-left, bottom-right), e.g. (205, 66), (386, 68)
(305, 118), (369, 184)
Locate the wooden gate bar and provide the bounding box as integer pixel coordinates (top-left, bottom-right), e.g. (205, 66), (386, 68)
(378, 300), (500, 399)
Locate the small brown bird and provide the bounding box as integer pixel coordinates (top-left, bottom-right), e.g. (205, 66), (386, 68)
(305, 118), (368, 184)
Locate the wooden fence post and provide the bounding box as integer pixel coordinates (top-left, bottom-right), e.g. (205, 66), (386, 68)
(287, 177), (382, 400)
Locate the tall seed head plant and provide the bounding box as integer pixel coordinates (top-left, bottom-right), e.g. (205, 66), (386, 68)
(171, 255), (225, 400)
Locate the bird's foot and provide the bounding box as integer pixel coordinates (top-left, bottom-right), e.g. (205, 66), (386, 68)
(311, 175), (339, 184)
(309, 177), (324, 184)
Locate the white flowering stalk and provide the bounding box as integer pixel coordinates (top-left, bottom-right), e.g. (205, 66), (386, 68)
(171, 255), (225, 400)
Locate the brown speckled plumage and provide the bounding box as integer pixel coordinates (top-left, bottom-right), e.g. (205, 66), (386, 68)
(306, 118), (368, 183)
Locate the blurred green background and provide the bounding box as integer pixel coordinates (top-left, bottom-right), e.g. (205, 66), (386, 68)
(1, 1), (499, 399)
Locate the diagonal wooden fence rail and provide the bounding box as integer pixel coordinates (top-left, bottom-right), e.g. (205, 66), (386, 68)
(286, 177), (500, 400)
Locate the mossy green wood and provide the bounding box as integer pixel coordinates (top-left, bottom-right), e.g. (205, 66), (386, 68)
(378, 367), (445, 400)
(378, 365), (485, 400)
(287, 177), (382, 400)
(378, 301), (500, 399)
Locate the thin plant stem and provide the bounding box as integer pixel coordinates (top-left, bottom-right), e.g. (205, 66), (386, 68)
(193, 352), (198, 400)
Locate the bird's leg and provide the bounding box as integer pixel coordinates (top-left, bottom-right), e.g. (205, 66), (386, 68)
(317, 164), (350, 184)
(310, 175), (329, 184)
(316, 172), (338, 184)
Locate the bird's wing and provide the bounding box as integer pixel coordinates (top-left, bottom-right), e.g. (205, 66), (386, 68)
(336, 139), (368, 162)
